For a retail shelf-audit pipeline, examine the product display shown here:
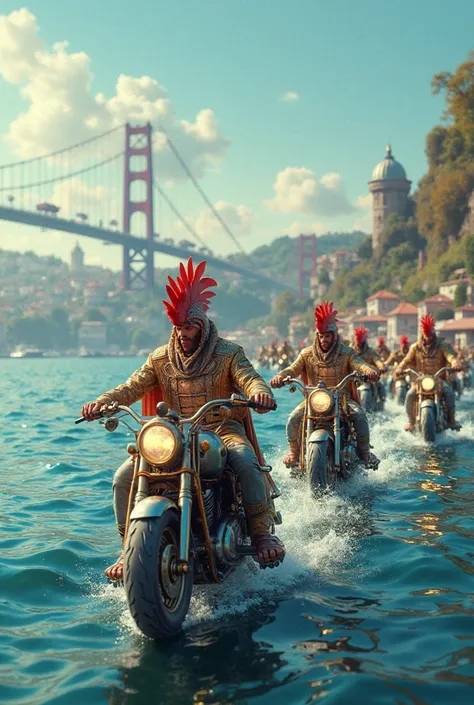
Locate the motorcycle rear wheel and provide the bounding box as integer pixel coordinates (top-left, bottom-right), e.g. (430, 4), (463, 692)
(124, 511), (193, 639)
(420, 406), (436, 443)
(307, 440), (336, 495)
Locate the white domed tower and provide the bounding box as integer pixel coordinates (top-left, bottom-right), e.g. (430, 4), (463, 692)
(369, 145), (411, 256)
(71, 241), (84, 273)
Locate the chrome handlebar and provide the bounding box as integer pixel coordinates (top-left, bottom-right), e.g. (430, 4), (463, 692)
(282, 370), (365, 396)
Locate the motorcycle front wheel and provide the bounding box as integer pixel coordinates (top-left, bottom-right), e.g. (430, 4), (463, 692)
(395, 386), (407, 406)
(359, 388), (373, 412)
(307, 440), (336, 495)
(124, 510), (193, 639)
(420, 406), (436, 443)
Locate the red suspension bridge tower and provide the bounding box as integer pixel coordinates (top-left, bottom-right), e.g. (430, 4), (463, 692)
(298, 233), (317, 298)
(122, 123), (155, 290)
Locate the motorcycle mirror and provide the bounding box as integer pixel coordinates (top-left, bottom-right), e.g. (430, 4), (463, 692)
(104, 417), (119, 432)
(156, 401), (169, 417)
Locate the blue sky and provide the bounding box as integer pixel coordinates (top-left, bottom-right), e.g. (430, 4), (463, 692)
(0, 0), (473, 269)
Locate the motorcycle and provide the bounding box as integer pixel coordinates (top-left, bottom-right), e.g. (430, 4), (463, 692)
(356, 377), (385, 413)
(393, 373), (410, 406)
(76, 394), (282, 639)
(282, 371), (371, 494)
(405, 367), (453, 443)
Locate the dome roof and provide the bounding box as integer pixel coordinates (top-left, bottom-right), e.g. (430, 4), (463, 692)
(371, 145), (407, 181)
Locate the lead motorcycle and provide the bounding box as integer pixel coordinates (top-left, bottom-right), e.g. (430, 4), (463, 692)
(405, 367), (454, 443)
(76, 395), (282, 639)
(282, 371), (375, 494)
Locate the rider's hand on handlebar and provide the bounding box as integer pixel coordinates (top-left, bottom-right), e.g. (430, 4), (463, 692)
(270, 374), (285, 388)
(454, 362), (463, 372)
(251, 393), (276, 414)
(81, 401), (104, 421)
(366, 370), (380, 383)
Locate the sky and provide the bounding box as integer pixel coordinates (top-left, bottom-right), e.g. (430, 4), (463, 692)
(0, 0), (474, 270)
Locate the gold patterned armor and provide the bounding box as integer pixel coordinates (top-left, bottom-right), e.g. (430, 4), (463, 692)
(386, 349), (406, 367)
(96, 338), (271, 448)
(397, 339), (457, 377)
(280, 343), (376, 395)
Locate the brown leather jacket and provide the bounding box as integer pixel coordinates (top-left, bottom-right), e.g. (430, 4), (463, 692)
(397, 338), (457, 378)
(96, 339), (272, 427)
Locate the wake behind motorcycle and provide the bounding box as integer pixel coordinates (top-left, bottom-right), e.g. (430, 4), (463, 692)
(405, 367), (455, 443)
(282, 371), (372, 494)
(76, 395), (282, 639)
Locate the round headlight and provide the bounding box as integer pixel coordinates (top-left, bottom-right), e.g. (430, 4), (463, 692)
(421, 376), (436, 392)
(138, 421), (182, 467)
(309, 389), (334, 414)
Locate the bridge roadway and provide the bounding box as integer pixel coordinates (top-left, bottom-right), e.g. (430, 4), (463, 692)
(0, 206), (294, 292)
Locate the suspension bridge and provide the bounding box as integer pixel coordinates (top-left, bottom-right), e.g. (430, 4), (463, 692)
(0, 123), (310, 292)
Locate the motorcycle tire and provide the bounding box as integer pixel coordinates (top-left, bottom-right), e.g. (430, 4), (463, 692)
(395, 387), (407, 406)
(420, 406), (436, 443)
(359, 389), (373, 412)
(124, 510), (193, 639)
(307, 440), (335, 495)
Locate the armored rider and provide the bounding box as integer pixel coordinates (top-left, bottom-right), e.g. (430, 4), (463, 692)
(270, 302), (380, 467)
(386, 335), (410, 395)
(81, 259), (285, 579)
(352, 326), (387, 404)
(375, 336), (391, 362)
(395, 314), (462, 431)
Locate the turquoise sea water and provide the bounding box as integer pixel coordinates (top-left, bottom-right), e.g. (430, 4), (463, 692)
(1, 357), (474, 705)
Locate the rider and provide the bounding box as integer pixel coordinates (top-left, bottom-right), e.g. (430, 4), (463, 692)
(386, 335), (410, 395)
(270, 301), (380, 467)
(376, 336), (391, 362)
(395, 314), (462, 431)
(352, 327), (387, 403)
(81, 258), (285, 579)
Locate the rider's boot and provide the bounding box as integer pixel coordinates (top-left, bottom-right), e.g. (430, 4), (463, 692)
(245, 500), (285, 569)
(357, 435), (380, 469)
(282, 441), (299, 468)
(105, 527), (125, 582)
(446, 407), (462, 431)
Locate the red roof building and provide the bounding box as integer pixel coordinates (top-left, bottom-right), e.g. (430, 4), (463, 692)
(386, 302), (418, 344)
(439, 318), (474, 347)
(366, 290), (400, 317)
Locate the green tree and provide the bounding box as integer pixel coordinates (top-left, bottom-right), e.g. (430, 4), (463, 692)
(465, 234), (474, 275)
(454, 282), (467, 307)
(436, 307), (454, 321)
(357, 235), (373, 261)
(318, 268), (331, 286)
(132, 328), (156, 350)
(50, 307), (70, 349)
(86, 308), (107, 322)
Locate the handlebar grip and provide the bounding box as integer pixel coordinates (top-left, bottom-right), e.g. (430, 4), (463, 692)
(248, 400), (278, 412)
(75, 417), (87, 424)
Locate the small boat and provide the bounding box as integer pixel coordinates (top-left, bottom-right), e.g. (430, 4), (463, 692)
(9, 348), (45, 359)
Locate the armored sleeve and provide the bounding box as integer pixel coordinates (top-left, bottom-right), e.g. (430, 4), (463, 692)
(95, 354), (159, 406)
(397, 344), (417, 372)
(279, 350), (307, 379)
(348, 351), (377, 375)
(441, 340), (457, 367)
(230, 347), (273, 399)
(371, 349), (386, 370)
(385, 351), (398, 367)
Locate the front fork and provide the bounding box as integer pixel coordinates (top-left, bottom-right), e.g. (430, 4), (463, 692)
(333, 395), (341, 471)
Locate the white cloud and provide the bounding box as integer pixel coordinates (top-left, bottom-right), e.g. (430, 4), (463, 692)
(265, 167), (355, 217)
(174, 200), (253, 249)
(280, 91), (300, 102)
(356, 194), (372, 210)
(0, 9), (229, 179)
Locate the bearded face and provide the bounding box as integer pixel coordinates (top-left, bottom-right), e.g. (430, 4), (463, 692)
(422, 333), (435, 348)
(318, 331), (334, 352)
(176, 323), (201, 355)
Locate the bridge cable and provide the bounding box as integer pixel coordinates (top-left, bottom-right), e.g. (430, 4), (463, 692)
(0, 125), (123, 170)
(153, 179), (208, 249)
(157, 125), (247, 256)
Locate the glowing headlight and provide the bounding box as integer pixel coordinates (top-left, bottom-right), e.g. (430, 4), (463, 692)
(138, 422), (181, 467)
(421, 376), (436, 392)
(309, 389), (334, 414)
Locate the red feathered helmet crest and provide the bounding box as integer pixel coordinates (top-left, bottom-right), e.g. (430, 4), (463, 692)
(314, 301), (339, 333)
(377, 336), (385, 346)
(354, 326), (368, 344)
(400, 334), (409, 347)
(163, 258), (217, 327)
(420, 314), (436, 338)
